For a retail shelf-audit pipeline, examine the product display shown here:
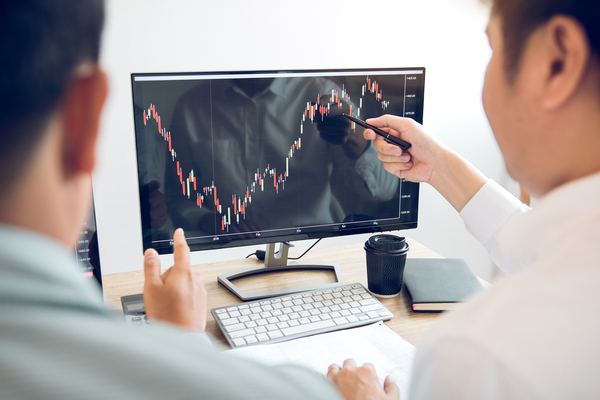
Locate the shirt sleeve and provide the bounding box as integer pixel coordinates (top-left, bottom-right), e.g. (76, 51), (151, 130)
(459, 180), (531, 274)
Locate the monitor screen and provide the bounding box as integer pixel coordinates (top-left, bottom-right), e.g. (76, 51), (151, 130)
(131, 68), (424, 255)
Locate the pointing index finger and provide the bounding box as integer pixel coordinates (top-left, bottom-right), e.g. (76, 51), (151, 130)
(173, 228), (191, 271)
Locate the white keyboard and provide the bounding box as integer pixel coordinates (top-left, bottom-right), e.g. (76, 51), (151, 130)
(211, 283), (393, 348)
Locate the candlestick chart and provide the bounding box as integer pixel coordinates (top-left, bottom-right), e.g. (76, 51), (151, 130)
(143, 76), (393, 234)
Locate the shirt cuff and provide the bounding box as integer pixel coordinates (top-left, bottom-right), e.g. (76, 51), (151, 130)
(459, 179), (530, 247)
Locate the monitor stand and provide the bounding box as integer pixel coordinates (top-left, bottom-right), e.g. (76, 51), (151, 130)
(217, 242), (344, 301)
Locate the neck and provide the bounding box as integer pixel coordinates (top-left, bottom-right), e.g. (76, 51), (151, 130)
(0, 118), (90, 247)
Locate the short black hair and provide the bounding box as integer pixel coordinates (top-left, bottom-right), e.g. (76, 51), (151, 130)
(0, 0), (104, 189)
(492, 0), (600, 82)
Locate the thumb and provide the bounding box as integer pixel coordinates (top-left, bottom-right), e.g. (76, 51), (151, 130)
(383, 375), (400, 399)
(143, 248), (162, 286)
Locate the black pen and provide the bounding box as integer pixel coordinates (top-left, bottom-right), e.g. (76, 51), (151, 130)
(342, 113), (411, 150)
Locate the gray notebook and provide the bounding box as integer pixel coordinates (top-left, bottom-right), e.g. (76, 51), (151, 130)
(403, 258), (484, 311)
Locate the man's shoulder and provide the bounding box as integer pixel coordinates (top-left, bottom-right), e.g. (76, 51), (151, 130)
(0, 309), (340, 400)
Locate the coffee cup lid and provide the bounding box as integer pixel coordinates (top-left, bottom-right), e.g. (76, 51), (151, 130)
(365, 234), (409, 253)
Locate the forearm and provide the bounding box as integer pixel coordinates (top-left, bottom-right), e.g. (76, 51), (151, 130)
(429, 148), (488, 213)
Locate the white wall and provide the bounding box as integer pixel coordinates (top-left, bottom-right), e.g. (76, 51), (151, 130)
(95, 0), (504, 281)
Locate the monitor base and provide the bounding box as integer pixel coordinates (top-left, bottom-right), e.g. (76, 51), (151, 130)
(217, 242), (344, 301)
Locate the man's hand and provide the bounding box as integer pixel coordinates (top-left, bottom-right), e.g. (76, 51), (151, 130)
(143, 228), (207, 332)
(364, 115), (444, 184)
(327, 359), (399, 400)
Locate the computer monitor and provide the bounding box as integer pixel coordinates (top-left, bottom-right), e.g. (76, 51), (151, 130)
(131, 68), (424, 300)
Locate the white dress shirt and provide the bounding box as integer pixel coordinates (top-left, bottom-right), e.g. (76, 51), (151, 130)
(410, 173), (600, 399)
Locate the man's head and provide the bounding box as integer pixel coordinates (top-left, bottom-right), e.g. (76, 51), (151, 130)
(482, 0), (600, 197)
(0, 0), (107, 245)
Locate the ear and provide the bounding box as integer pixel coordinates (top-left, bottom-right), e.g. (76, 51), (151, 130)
(59, 66), (108, 177)
(541, 15), (591, 110)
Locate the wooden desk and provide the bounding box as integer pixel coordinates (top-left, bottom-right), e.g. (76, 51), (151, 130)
(103, 237), (445, 347)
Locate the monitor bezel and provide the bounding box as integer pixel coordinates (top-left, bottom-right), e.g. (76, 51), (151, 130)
(131, 67), (424, 254)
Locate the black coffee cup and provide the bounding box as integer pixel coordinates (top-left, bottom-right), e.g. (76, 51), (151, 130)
(364, 234), (410, 297)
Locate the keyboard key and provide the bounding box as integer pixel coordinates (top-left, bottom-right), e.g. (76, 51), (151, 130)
(271, 299), (281, 303)
(268, 330), (284, 339)
(256, 333), (269, 341)
(249, 314), (261, 320)
(260, 301), (270, 306)
(330, 305), (341, 312)
(312, 301), (324, 308)
(225, 323), (246, 333)
(288, 320), (300, 326)
(251, 307), (261, 313)
(230, 328), (256, 339)
(360, 298), (377, 306)
(277, 321), (290, 329)
(333, 317), (349, 325)
(309, 316), (321, 322)
(267, 317), (279, 324)
(323, 294), (334, 300)
(261, 305), (273, 312)
(245, 321), (257, 328)
(320, 306), (331, 313)
(340, 310), (351, 316)
(322, 300), (334, 306)
(309, 309), (321, 316)
(367, 311), (380, 318)
(333, 293), (343, 298)
(333, 299), (343, 305)
(278, 315), (290, 322)
(229, 311), (241, 318)
(333, 287), (344, 292)
(256, 319), (268, 326)
(289, 312), (300, 319)
(342, 291), (352, 297)
(350, 308), (361, 314)
(302, 292), (313, 297)
(358, 315), (369, 321)
(239, 304), (249, 309)
(232, 338), (246, 347)
(260, 311), (272, 318)
(292, 306), (303, 312)
(302, 304), (314, 310)
(361, 293), (371, 299)
(340, 303), (351, 310)
(241, 309), (252, 315)
(226, 307), (238, 313)
(281, 297), (292, 301)
(360, 304), (382, 313)
(330, 311), (341, 318)
(346, 315), (359, 323)
(352, 288), (366, 294)
(272, 303), (283, 309)
(282, 307), (293, 314)
(320, 314), (332, 320)
(244, 335), (258, 344)
(281, 320), (335, 336)
(282, 301), (293, 307)
(221, 318), (239, 326)
(271, 310), (283, 316)
(255, 326), (267, 333)
(351, 284), (361, 289)
(215, 308), (227, 314)
(298, 317), (310, 324)
(299, 311), (311, 318)
(293, 299), (304, 306)
(313, 295), (324, 302)
(323, 290), (333, 294)
(266, 324), (278, 331)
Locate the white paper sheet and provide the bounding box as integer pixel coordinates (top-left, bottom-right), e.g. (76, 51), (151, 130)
(228, 321), (416, 399)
